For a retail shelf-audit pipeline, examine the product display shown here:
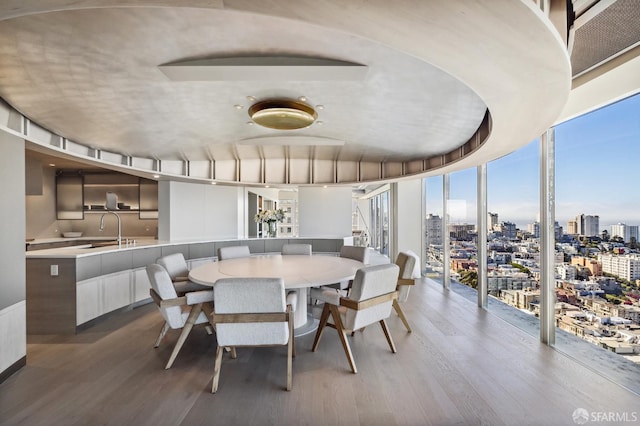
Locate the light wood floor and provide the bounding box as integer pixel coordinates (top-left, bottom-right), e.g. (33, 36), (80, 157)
(1, 279), (639, 425)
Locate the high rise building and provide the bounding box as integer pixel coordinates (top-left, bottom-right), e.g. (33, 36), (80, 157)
(426, 214), (442, 247)
(488, 212), (498, 230)
(610, 223), (639, 243)
(567, 219), (577, 235)
(575, 214), (599, 237)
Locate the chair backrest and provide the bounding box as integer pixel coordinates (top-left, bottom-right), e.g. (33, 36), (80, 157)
(213, 277), (289, 347)
(281, 244), (312, 256)
(217, 245), (251, 260)
(344, 263), (400, 331)
(340, 245), (370, 264)
(146, 264), (184, 329)
(156, 252), (189, 281)
(395, 250), (419, 302)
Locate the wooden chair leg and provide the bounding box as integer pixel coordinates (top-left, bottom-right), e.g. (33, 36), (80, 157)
(393, 299), (412, 332)
(212, 345), (224, 393)
(311, 304), (331, 351)
(330, 305), (357, 374)
(379, 319), (397, 353)
(165, 303), (202, 369)
(154, 322), (170, 348)
(202, 303), (216, 329)
(288, 307), (296, 358)
(287, 313), (293, 391)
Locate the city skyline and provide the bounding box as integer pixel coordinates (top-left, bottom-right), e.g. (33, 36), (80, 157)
(426, 92), (640, 230)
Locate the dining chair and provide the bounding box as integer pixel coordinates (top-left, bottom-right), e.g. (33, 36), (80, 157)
(146, 263), (215, 369)
(311, 263), (400, 373)
(217, 245), (251, 260)
(156, 252), (211, 295)
(211, 277), (295, 393)
(310, 245), (371, 303)
(393, 250), (421, 332)
(339, 245), (371, 264)
(281, 243), (312, 256)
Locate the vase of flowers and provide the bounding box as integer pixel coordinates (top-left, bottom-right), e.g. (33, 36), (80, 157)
(254, 208), (285, 237)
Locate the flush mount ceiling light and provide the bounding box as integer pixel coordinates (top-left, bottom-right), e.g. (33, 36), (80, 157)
(248, 99), (318, 130)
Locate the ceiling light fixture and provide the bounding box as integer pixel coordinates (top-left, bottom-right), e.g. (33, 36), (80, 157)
(248, 99), (317, 130)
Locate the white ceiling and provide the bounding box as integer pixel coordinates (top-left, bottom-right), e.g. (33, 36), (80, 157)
(0, 1), (571, 185)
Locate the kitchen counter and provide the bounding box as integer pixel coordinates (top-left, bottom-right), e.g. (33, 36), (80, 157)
(26, 236), (353, 334)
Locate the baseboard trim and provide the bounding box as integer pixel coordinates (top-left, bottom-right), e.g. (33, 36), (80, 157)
(75, 298), (152, 332)
(0, 355), (26, 384)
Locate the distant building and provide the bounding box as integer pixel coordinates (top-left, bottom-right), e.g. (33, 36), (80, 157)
(426, 214), (442, 247)
(488, 269), (537, 295)
(570, 256), (602, 276)
(488, 212), (498, 229)
(527, 221), (561, 239)
(496, 221), (517, 240)
(567, 219), (578, 235)
(575, 213), (599, 237)
(449, 223), (475, 241)
(556, 263), (577, 280)
(500, 288), (540, 310)
(598, 253), (640, 281)
(610, 223), (639, 243)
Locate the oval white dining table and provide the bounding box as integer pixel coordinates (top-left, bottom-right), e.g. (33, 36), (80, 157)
(188, 254), (364, 334)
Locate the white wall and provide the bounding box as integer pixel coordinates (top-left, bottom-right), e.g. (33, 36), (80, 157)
(0, 131), (26, 376)
(298, 187), (352, 237)
(158, 181), (244, 241)
(393, 179), (424, 268)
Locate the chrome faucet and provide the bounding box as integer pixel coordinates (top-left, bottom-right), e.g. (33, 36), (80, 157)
(99, 211), (122, 248)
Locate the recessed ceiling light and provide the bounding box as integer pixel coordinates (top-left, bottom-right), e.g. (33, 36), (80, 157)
(298, 96), (307, 102)
(316, 121), (324, 125)
(48, 163), (56, 167)
(153, 174), (160, 178)
(265, 185), (270, 188)
(246, 121), (254, 125)
(316, 105), (324, 110)
(234, 104), (243, 110)
(210, 181), (217, 185)
(323, 185), (328, 188)
(246, 96), (256, 102)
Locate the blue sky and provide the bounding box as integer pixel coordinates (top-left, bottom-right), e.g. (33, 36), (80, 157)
(426, 92), (640, 230)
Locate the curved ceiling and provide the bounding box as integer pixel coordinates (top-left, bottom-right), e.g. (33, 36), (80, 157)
(0, 1), (571, 185)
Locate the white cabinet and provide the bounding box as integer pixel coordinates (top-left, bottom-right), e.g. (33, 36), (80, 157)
(102, 270), (132, 314)
(76, 269), (152, 326)
(132, 268), (151, 303)
(76, 277), (101, 325)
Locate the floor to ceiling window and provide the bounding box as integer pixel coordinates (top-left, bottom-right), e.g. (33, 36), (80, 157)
(485, 139), (541, 322)
(553, 93), (640, 364)
(425, 176), (444, 284)
(448, 168), (478, 290)
(424, 93), (640, 368)
(369, 189), (390, 256)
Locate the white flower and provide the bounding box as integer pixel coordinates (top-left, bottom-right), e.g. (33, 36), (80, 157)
(254, 208), (285, 223)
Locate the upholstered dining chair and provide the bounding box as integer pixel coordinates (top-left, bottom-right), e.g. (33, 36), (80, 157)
(217, 245), (251, 260)
(211, 277), (295, 393)
(339, 245), (371, 264)
(156, 252), (211, 295)
(393, 250), (421, 332)
(281, 243), (312, 256)
(310, 245), (371, 303)
(311, 263), (400, 374)
(146, 264), (215, 369)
